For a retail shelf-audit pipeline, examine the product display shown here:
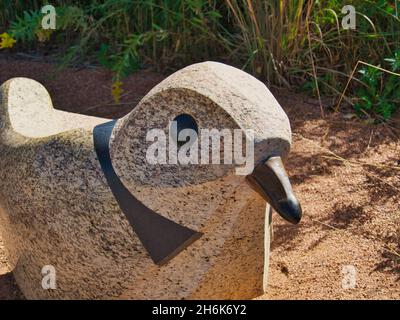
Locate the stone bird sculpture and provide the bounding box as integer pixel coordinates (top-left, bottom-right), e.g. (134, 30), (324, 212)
(0, 62), (301, 299)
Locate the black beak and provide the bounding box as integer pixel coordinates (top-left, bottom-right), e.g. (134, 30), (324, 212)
(246, 156), (302, 224)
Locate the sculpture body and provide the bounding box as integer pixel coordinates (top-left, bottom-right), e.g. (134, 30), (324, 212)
(0, 62), (297, 299)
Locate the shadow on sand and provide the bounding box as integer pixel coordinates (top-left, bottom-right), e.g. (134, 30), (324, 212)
(0, 271), (24, 300)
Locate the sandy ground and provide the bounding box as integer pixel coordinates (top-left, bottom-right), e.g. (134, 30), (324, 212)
(0, 57), (399, 299)
(263, 93), (399, 299)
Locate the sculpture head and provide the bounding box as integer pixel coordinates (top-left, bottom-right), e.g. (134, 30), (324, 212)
(107, 62), (301, 263)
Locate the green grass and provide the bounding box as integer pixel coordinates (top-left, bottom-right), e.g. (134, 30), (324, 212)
(0, 0), (399, 118)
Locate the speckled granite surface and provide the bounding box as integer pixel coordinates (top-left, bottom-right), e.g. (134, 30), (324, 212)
(0, 62), (291, 299)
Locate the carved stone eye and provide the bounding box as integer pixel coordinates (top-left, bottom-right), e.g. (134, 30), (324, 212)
(171, 114), (198, 148)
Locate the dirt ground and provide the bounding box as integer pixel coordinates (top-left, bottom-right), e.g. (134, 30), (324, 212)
(0, 56), (399, 300)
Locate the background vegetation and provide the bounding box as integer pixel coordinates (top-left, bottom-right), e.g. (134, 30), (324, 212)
(0, 0), (399, 119)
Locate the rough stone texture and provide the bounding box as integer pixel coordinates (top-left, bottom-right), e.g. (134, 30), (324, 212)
(0, 62), (291, 299)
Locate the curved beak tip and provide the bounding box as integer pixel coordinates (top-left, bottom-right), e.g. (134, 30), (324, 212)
(246, 156), (302, 225)
(277, 199), (302, 224)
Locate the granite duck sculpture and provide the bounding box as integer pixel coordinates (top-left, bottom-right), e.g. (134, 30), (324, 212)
(0, 61), (301, 299)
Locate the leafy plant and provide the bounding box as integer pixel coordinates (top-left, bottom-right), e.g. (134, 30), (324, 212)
(0, 0), (399, 117)
(354, 51), (400, 119)
(8, 10), (42, 42)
